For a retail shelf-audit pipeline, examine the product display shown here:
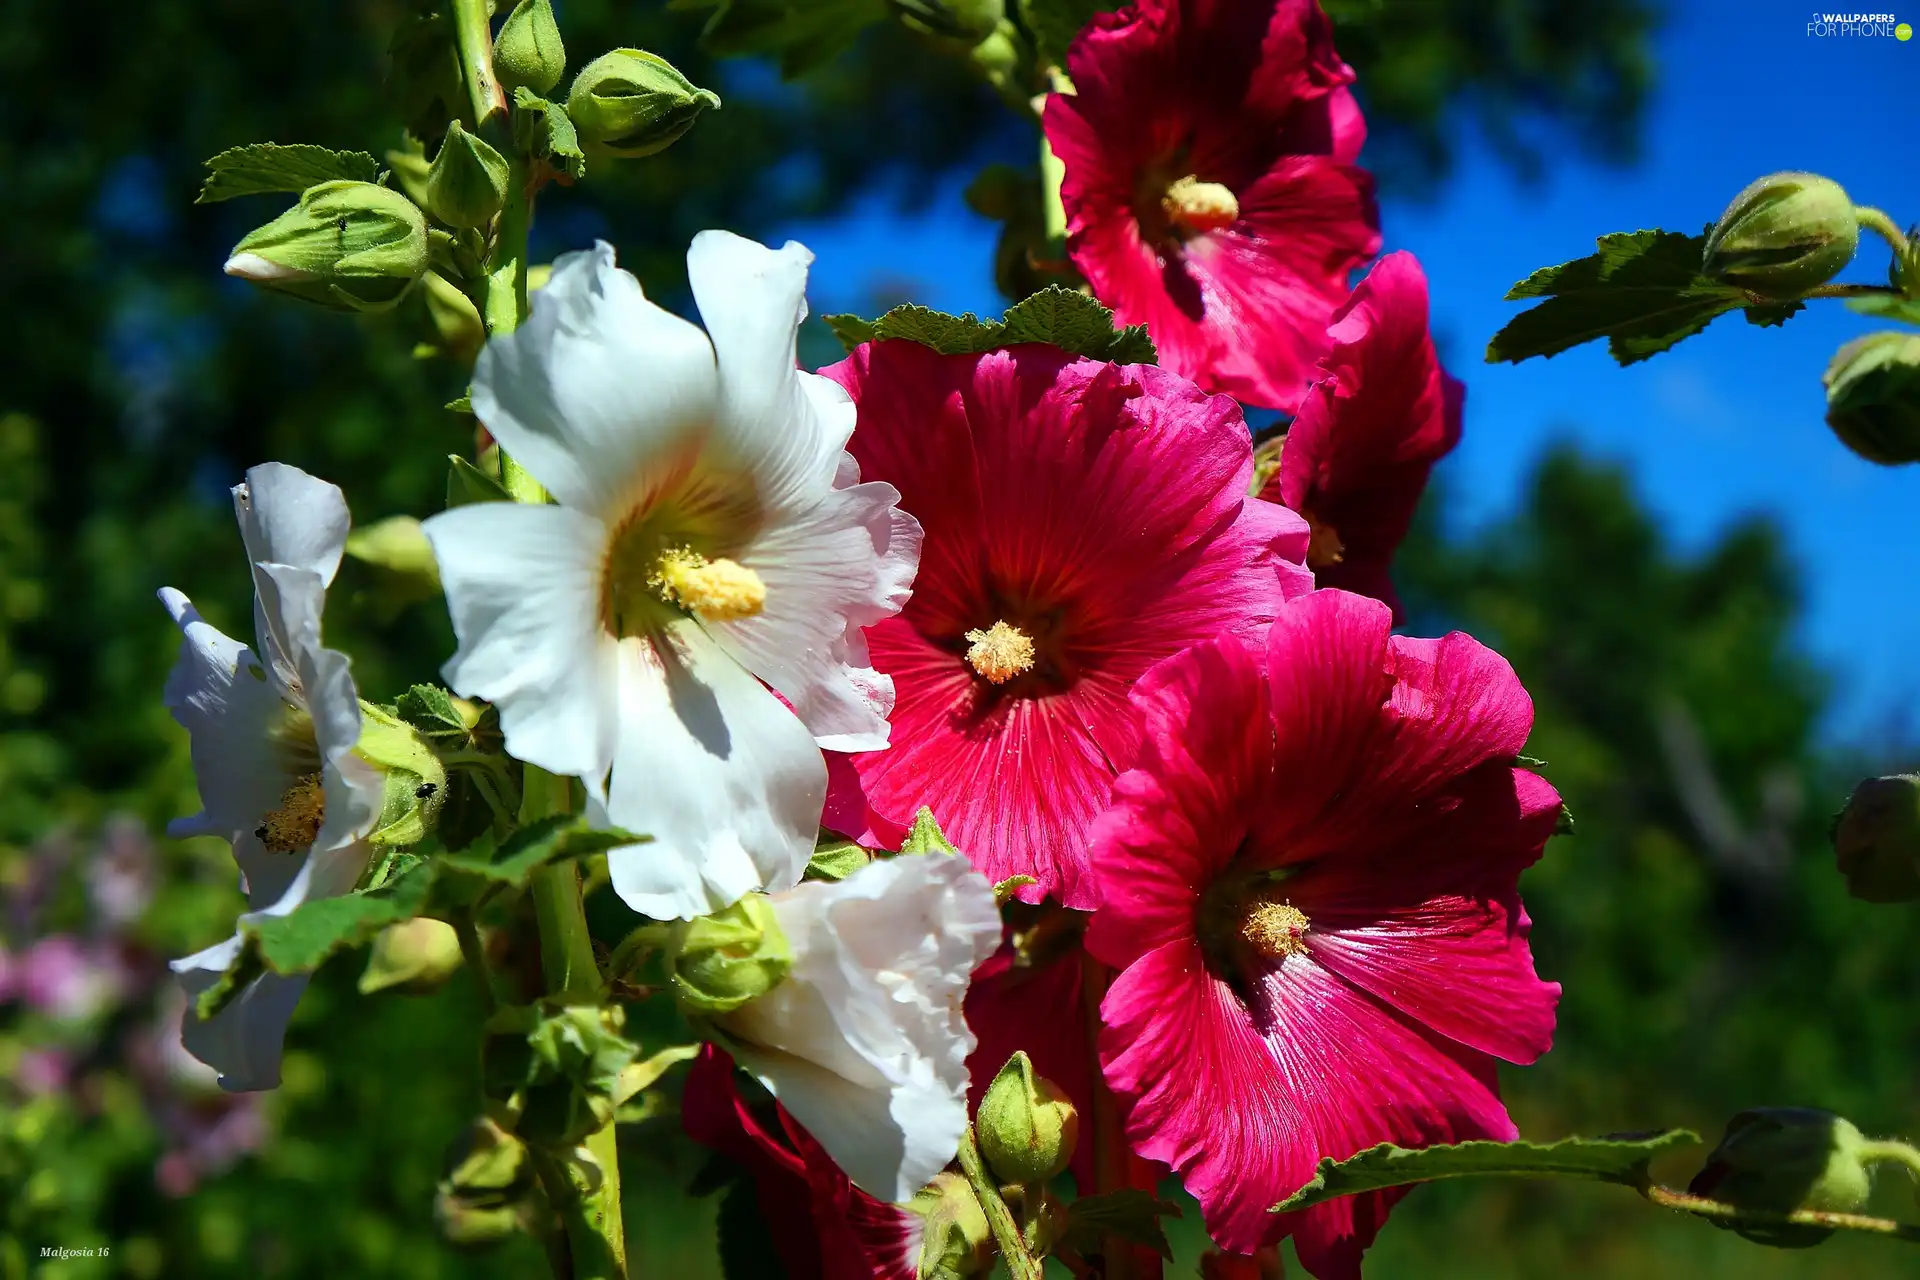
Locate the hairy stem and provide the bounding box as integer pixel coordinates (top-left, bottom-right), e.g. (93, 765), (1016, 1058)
(958, 1129), (1046, 1280)
(1643, 1184), (1920, 1241)
(451, 0), (507, 127)
(485, 154), (534, 337)
(1861, 1139), (1920, 1184)
(1856, 205), (1912, 260)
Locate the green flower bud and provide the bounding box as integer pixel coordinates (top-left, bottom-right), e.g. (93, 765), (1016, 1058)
(385, 143), (434, 208)
(1823, 332), (1920, 465)
(1703, 172), (1859, 300)
(890, 0), (1005, 43)
(388, 10), (465, 144)
(423, 272), (487, 364)
(353, 701), (449, 847)
(976, 1051), (1078, 1185)
(1689, 1108), (1873, 1247)
(425, 122), (510, 230)
(566, 50), (720, 159)
(668, 894), (791, 1017)
(495, 0), (567, 96)
(909, 1172), (995, 1279)
(1832, 773), (1920, 901)
(435, 1118), (532, 1249)
(225, 181), (429, 313)
(360, 917), (465, 995)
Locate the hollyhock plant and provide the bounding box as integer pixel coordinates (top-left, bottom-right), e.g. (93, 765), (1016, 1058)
(711, 851), (1001, 1203)
(1044, 0), (1380, 412)
(822, 341), (1311, 907)
(423, 233), (921, 921)
(683, 1045), (923, 1279)
(1087, 590), (1561, 1274)
(161, 463), (383, 1090)
(1263, 251), (1462, 615)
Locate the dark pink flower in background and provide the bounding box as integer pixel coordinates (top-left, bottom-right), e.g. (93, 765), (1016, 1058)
(822, 341), (1311, 908)
(1086, 591), (1560, 1275)
(683, 1046), (922, 1280)
(1045, 0), (1380, 412)
(1263, 251), (1462, 616)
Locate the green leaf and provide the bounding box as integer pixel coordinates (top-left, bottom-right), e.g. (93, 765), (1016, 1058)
(1018, 0), (1123, 67)
(873, 303), (1002, 354)
(1744, 301), (1805, 328)
(1488, 230), (1752, 366)
(447, 454), (511, 507)
(511, 88), (585, 182)
(198, 143), (382, 203)
(446, 395), (473, 414)
(1847, 293), (1920, 327)
(439, 815), (648, 887)
(900, 806), (960, 856)
(674, 0), (890, 77)
(823, 287), (1156, 364)
(245, 863), (438, 975)
(395, 683), (469, 738)
(806, 836), (869, 881)
(1272, 1131), (1700, 1214)
(1060, 1189), (1183, 1261)
(822, 313), (877, 349)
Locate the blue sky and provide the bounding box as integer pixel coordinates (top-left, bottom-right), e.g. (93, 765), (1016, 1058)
(775, 0), (1920, 739)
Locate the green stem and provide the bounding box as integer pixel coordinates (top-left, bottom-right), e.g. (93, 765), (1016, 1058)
(957, 1129), (1045, 1280)
(1799, 283), (1905, 300)
(451, 910), (499, 1015)
(484, 154), (534, 338)
(1856, 206), (1912, 259)
(1861, 1139), (1920, 1183)
(451, 0), (507, 127)
(1643, 1183), (1920, 1241)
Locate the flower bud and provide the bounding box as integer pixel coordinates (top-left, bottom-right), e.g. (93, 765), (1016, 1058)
(352, 701), (449, 847)
(1689, 1108), (1873, 1247)
(976, 1050), (1078, 1185)
(889, 0), (1005, 42)
(435, 1118), (532, 1248)
(1703, 172), (1859, 300)
(909, 1172), (995, 1279)
(1823, 332), (1920, 466)
(423, 272), (487, 364)
(225, 181), (429, 313)
(1831, 773), (1920, 901)
(668, 894), (791, 1017)
(495, 0), (567, 95)
(565, 50), (720, 159)
(360, 917), (465, 995)
(425, 122), (510, 229)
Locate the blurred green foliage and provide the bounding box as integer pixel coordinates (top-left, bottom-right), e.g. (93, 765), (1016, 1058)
(18, 1), (1915, 1278)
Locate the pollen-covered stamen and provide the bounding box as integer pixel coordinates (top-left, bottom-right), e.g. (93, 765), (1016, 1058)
(1239, 898), (1310, 960)
(256, 772), (326, 853)
(1162, 175), (1240, 235)
(652, 548), (767, 623)
(965, 621), (1036, 684)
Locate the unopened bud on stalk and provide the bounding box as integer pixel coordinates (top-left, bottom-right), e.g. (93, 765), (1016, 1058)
(910, 1172), (996, 1278)
(494, 0), (567, 95)
(1823, 332), (1920, 465)
(889, 0), (1005, 42)
(425, 122), (510, 229)
(1703, 172), (1859, 300)
(1831, 772), (1920, 900)
(976, 1050), (1078, 1185)
(1689, 1108), (1874, 1247)
(360, 917), (465, 995)
(225, 181), (429, 312)
(666, 894), (791, 1017)
(566, 50), (720, 159)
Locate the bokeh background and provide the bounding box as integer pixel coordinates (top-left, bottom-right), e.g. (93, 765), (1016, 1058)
(3, 0), (1917, 1276)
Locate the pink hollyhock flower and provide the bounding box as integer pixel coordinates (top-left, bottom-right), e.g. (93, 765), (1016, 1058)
(1087, 590), (1561, 1274)
(821, 341), (1311, 907)
(1044, 0), (1380, 412)
(683, 1046), (922, 1280)
(1261, 252), (1462, 617)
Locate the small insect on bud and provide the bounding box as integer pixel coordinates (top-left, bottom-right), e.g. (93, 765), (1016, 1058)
(1831, 772), (1920, 901)
(225, 181), (429, 313)
(1823, 332), (1920, 466)
(494, 0), (567, 96)
(976, 1050), (1079, 1185)
(1689, 1108), (1874, 1248)
(425, 121), (511, 230)
(667, 894), (792, 1017)
(565, 49), (720, 159)
(1702, 172), (1859, 301)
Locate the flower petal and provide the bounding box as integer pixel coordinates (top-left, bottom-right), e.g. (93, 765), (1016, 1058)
(233, 462), (350, 586)
(423, 501), (622, 789)
(471, 241), (720, 520)
(171, 935), (311, 1093)
(601, 619), (827, 919)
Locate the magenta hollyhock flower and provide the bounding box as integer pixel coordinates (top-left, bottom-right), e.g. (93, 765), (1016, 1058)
(683, 1046), (922, 1280)
(1261, 251), (1462, 616)
(1086, 590), (1560, 1274)
(821, 341), (1311, 907)
(1044, 0), (1380, 412)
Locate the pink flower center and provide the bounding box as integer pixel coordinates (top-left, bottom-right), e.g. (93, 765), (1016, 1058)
(964, 620), (1036, 684)
(1160, 175), (1240, 236)
(1198, 873), (1312, 969)
(1238, 899), (1310, 959)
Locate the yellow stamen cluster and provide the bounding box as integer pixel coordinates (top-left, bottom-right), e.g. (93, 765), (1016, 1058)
(1162, 175), (1240, 235)
(257, 772), (326, 853)
(1239, 899), (1310, 960)
(651, 548), (767, 623)
(965, 621), (1036, 685)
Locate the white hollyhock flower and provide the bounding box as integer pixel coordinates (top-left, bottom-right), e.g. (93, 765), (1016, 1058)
(160, 463), (382, 1090)
(720, 852), (1001, 1203)
(421, 232), (921, 921)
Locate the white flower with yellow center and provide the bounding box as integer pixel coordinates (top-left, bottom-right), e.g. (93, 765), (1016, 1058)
(160, 463), (382, 1090)
(422, 233), (921, 920)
